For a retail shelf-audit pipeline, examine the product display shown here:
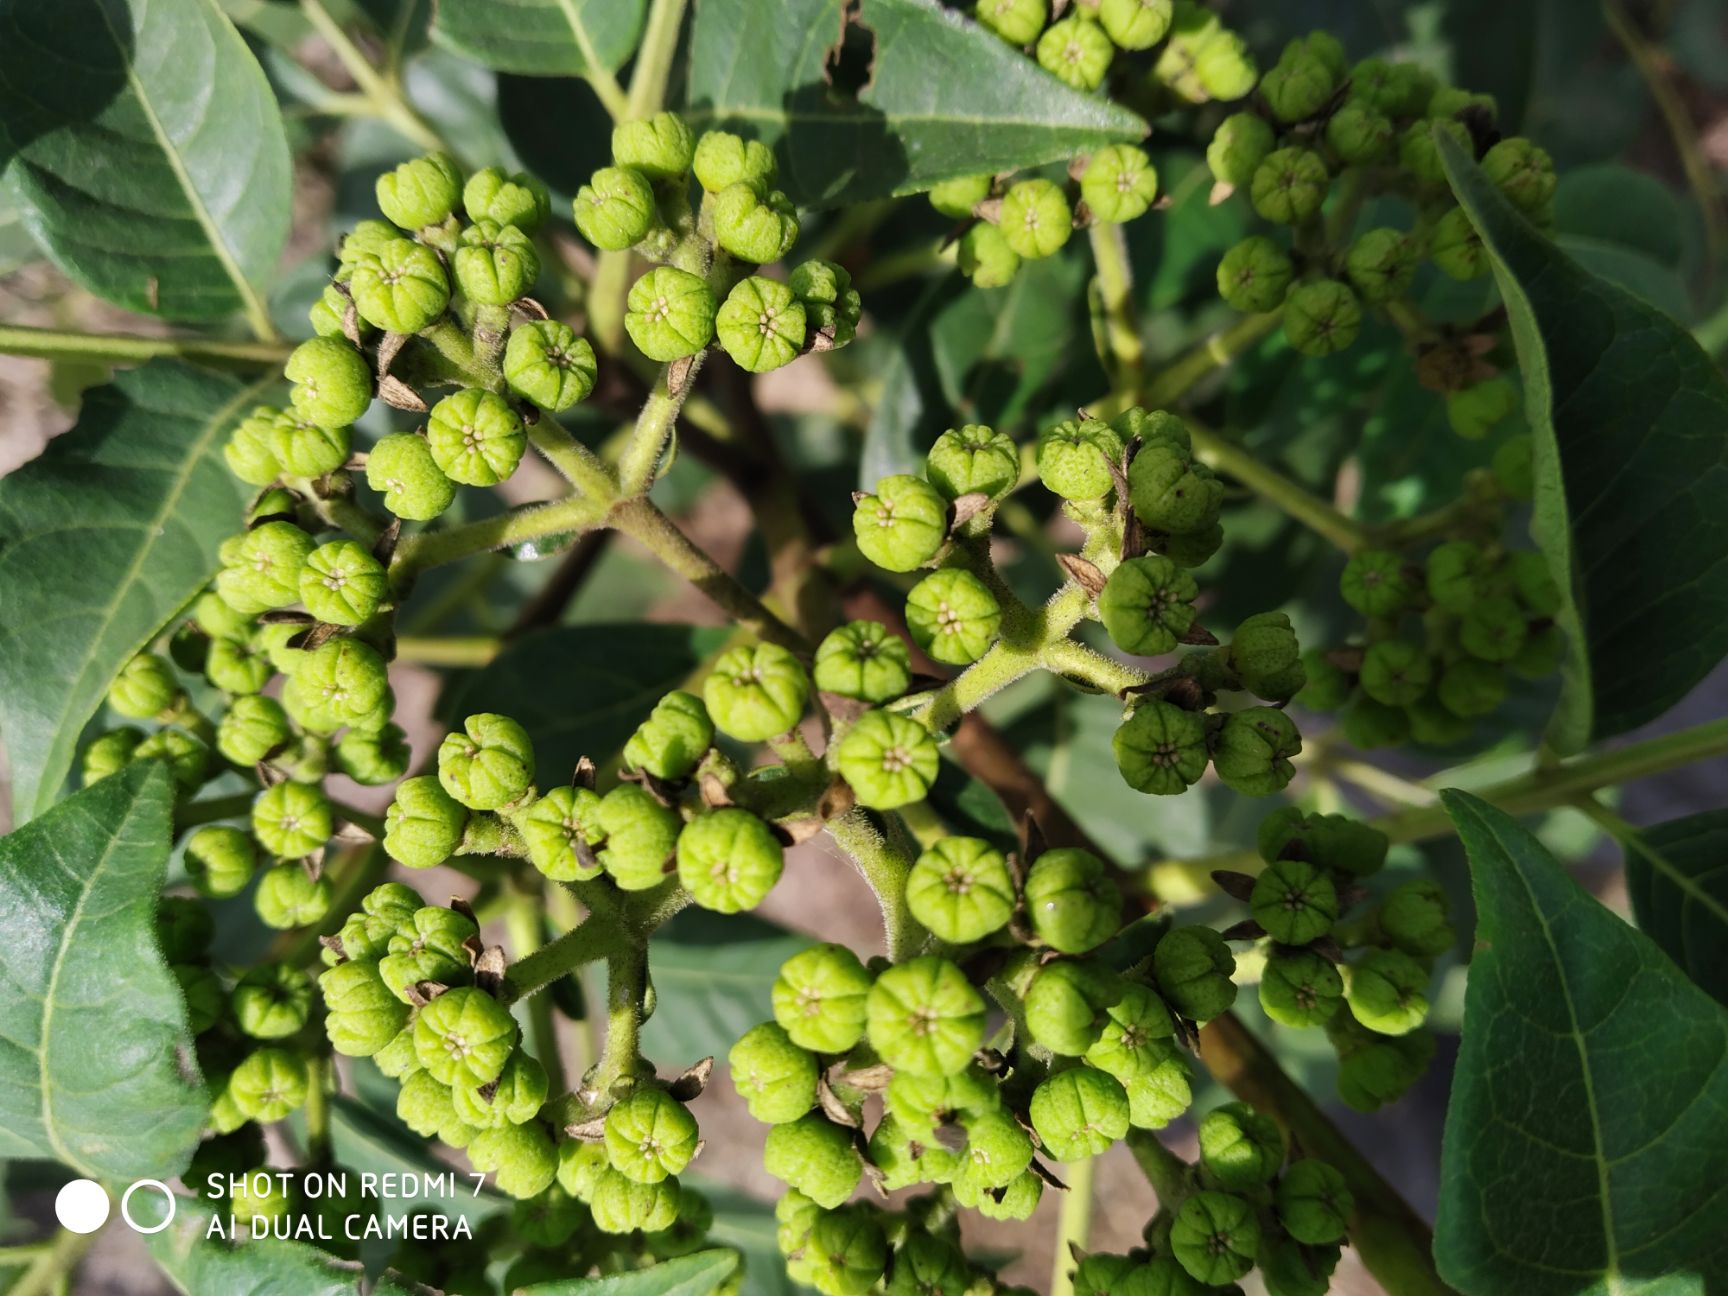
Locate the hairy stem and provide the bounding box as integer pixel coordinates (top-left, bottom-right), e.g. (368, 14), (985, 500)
(299, 0), (446, 156)
(304, 1055), (332, 1162)
(393, 634), (502, 666)
(1124, 1128), (1189, 1208)
(1049, 1155), (1096, 1296)
(506, 888), (568, 1095)
(625, 0), (690, 120)
(0, 324), (290, 370)
(1186, 417), (1370, 553)
(503, 914), (629, 1004)
(1089, 222), (1143, 392)
(1137, 312), (1281, 411)
(827, 809), (928, 960)
(528, 412), (620, 501)
(390, 494), (611, 580)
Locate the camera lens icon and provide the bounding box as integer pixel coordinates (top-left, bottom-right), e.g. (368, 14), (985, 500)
(53, 1179), (176, 1234)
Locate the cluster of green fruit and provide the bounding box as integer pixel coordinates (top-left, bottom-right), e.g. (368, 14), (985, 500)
(572, 111), (861, 372)
(1299, 538), (1564, 749)
(1208, 33), (1557, 359)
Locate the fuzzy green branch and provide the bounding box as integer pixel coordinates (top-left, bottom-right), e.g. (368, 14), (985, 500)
(1089, 222), (1144, 393)
(0, 324), (291, 370)
(390, 493), (611, 581)
(300, 0), (447, 156)
(503, 913), (630, 1004)
(913, 585), (1095, 732)
(1186, 417), (1370, 554)
(625, 0), (690, 121)
(529, 412), (620, 502)
(827, 809), (929, 961)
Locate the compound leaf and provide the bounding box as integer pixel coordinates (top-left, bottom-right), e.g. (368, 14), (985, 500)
(686, 0), (1146, 208)
(1623, 809), (1728, 1008)
(0, 0), (290, 327)
(1438, 132), (1728, 753)
(0, 361), (260, 823)
(430, 0), (646, 77)
(0, 763), (207, 1182)
(1437, 791), (1728, 1296)
(518, 1250), (739, 1296)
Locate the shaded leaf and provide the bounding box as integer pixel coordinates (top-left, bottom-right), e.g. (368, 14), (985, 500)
(430, 0), (646, 77)
(518, 1249), (739, 1296)
(1437, 790), (1728, 1296)
(0, 361), (260, 823)
(1624, 809), (1728, 1008)
(0, 0), (290, 326)
(643, 910), (808, 1064)
(685, 0), (1146, 208)
(0, 763), (207, 1181)
(1438, 131), (1728, 752)
(690, 1180), (813, 1296)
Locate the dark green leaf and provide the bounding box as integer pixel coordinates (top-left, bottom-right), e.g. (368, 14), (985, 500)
(0, 763), (207, 1181)
(1624, 809), (1728, 1007)
(643, 910), (808, 1064)
(0, 0), (291, 327)
(518, 1249), (739, 1296)
(437, 624), (728, 778)
(1438, 131), (1728, 752)
(430, 0), (646, 77)
(0, 361), (260, 823)
(1437, 790), (1728, 1296)
(685, 0), (1146, 208)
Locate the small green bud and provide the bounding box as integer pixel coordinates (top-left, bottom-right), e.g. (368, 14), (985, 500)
(1259, 947), (1344, 1029)
(925, 423), (1018, 501)
(1341, 548), (1418, 616)
(958, 223), (1020, 288)
(928, 173), (991, 219)
(626, 266), (717, 361)
(1198, 1100), (1285, 1189)
(1429, 206), (1488, 280)
(228, 1047), (310, 1122)
(852, 473), (948, 571)
(338, 218), (400, 266)
(453, 219), (539, 305)
(1037, 16), (1113, 90)
(1345, 227), (1417, 303)
(470, 1122), (557, 1199)
(1325, 101), (1395, 165)
(1029, 1065), (1130, 1160)
(763, 1113), (861, 1208)
(1493, 434), (1535, 500)
(717, 275), (807, 372)
(788, 258), (862, 350)
(282, 637), (391, 735)
(217, 520), (316, 615)
(454, 1052), (548, 1129)
(589, 1165), (680, 1232)
(574, 165), (657, 251)
(1127, 439), (1222, 535)
(192, 589), (253, 641)
(463, 167), (550, 231)
(518, 785), (604, 882)
(1399, 119), (1470, 185)
(334, 723), (411, 786)
(704, 641), (810, 741)
(1171, 1191), (1259, 1285)
(1426, 539), (1486, 611)
(185, 825), (257, 899)
(286, 336), (372, 430)
(308, 283), (365, 339)
(1207, 112), (1275, 188)
(254, 862), (332, 929)
(252, 781), (332, 858)
(1250, 147), (1330, 224)
(998, 179), (1072, 260)
(426, 388), (526, 488)
(884, 1066), (999, 1134)
(1344, 948), (1430, 1035)
(813, 621), (913, 703)
(774, 943), (872, 1054)
(108, 652), (178, 719)
(1087, 986), (1190, 1128)
(867, 956), (986, 1077)
(1481, 137), (1556, 213)
(1331, 1015), (1434, 1111)
(504, 320), (596, 411)
(1024, 846), (1118, 954)
(1283, 279), (1362, 356)
(135, 726), (210, 792)
(954, 1109), (1033, 1193)
(1459, 595), (1529, 663)
(366, 432), (456, 521)
(1217, 234), (1295, 313)
(729, 1022), (819, 1124)
(975, 0), (1046, 45)
(677, 808), (784, 913)
(1024, 959), (1123, 1056)
(1428, 87), (1496, 121)
(1154, 5), (1258, 102)
(299, 539), (386, 626)
(906, 837), (1016, 944)
(613, 111), (696, 179)
(905, 569), (1002, 666)
(83, 727), (144, 784)
(350, 238), (451, 334)
(596, 784), (682, 890)
(1212, 706), (1302, 796)
(1511, 623), (1564, 680)
(415, 986), (517, 1088)
(1447, 375), (1520, 441)
(1228, 611), (1301, 692)
(712, 182), (800, 264)
(225, 406), (285, 485)
(320, 959), (409, 1055)
(380, 905), (478, 1001)
(1296, 650), (1351, 711)
(1350, 58), (1435, 116)
(438, 711), (534, 810)
(807, 1205), (887, 1296)
(1407, 693), (1475, 747)
(384, 775), (468, 869)
(623, 690), (714, 781)
(1153, 925), (1236, 1021)
(1259, 48), (1339, 123)
(1360, 638), (1434, 707)
(1099, 0), (1172, 49)
(835, 709), (940, 809)
(174, 964), (222, 1034)
(694, 131), (778, 193)
(1277, 1159), (1353, 1246)
(1341, 695), (1411, 749)
(376, 152), (462, 229)
(268, 414), (349, 480)
(1250, 857), (1339, 945)
(1379, 878), (1455, 958)
(605, 1086), (700, 1183)
(1036, 416), (1123, 502)
(216, 694), (291, 766)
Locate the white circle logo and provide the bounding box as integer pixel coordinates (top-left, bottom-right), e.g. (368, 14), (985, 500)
(120, 1180), (176, 1234)
(54, 1179), (110, 1234)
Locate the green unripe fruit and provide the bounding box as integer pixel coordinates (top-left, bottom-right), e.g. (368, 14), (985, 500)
(712, 182), (800, 264)
(252, 780), (332, 858)
(1360, 639), (1434, 707)
(1259, 948), (1344, 1029)
(604, 1087), (700, 1183)
(906, 837), (1016, 943)
(1427, 540), (1487, 612)
(396, 1069), (459, 1137)
(1344, 948), (1430, 1035)
(976, 0), (1046, 45)
(1325, 101), (1395, 164)
(427, 388), (526, 489)
(1508, 551), (1560, 614)
(1212, 706), (1302, 796)
(925, 423), (1018, 501)
(1037, 416), (1123, 502)
(438, 712), (534, 810)
(366, 433), (455, 521)
(1341, 548), (1418, 616)
(503, 320), (596, 412)
(469, 1122), (557, 1199)
(1127, 440), (1222, 536)
(1207, 112), (1275, 188)
(906, 569), (1002, 666)
(453, 219), (539, 305)
(928, 173), (991, 219)
(774, 943), (872, 1054)
(269, 414), (350, 479)
(1407, 694), (1474, 747)
(380, 906), (478, 1001)
(334, 723), (410, 786)
(192, 589), (252, 641)
(1025, 960), (1123, 1056)
(613, 111), (696, 179)
(835, 709), (940, 810)
(376, 152), (461, 229)
(1447, 375), (1520, 442)
(1297, 649), (1351, 711)
(954, 1109), (1033, 1192)
(1154, 5), (1258, 103)
(255, 862), (331, 928)
(286, 337), (372, 429)
(283, 637), (390, 735)
(1228, 611), (1300, 691)
(1400, 119), (1469, 185)
(1251, 148), (1330, 224)
(1430, 206), (1488, 280)
(574, 165), (657, 251)
(84, 726), (144, 783)
(624, 690), (714, 780)
(884, 1232), (969, 1295)
(349, 237), (450, 334)
(1029, 1065), (1130, 1160)
(789, 258), (862, 349)
(185, 825), (256, 899)
(852, 473), (948, 571)
(1482, 137), (1556, 213)
(958, 223), (1020, 288)
(217, 694), (290, 767)
(370, 1027), (418, 1079)
(677, 809), (784, 913)
(1459, 595), (1528, 663)
(384, 775), (467, 869)
(867, 957), (986, 1077)
(1428, 87), (1496, 121)
(556, 1136), (611, 1201)
(320, 959), (409, 1055)
(225, 406), (285, 485)
(338, 217), (400, 266)
(589, 1166), (680, 1232)
(717, 275), (807, 372)
(884, 1066), (998, 1135)
(463, 166), (550, 230)
(415, 986), (517, 1088)
(228, 1047), (309, 1122)
(217, 521), (315, 614)
(626, 266), (717, 361)
(108, 652), (178, 719)
(1037, 16), (1114, 90)
(1277, 1159), (1353, 1245)
(1171, 1191), (1259, 1285)
(157, 896), (213, 963)
(1283, 279), (1362, 356)
(1250, 858), (1339, 945)
(704, 641), (810, 741)
(763, 1113), (861, 1208)
(299, 540), (386, 626)
(1153, 925), (1236, 1021)
(813, 621), (913, 703)
(1341, 695), (1411, 749)
(1100, 0), (1172, 49)
(807, 1205), (887, 1296)
(1024, 847), (1119, 953)
(518, 785), (603, 882)
(1217, 235), (1295, 313)
(1087, 988), (1190, 1128)
(730, 1022), (819, 1124)
(1331, 1015), (1434, 1111)
(1198, 1100), (1285, 1189)
(1346, 227), (1417, 303)
(693, 130), (777, 193)
(998, 179), (1072, 259)
(968, 1168), (1043, 1221)
(174, 964), (223, 1034)
(135, 727), (210, 792)
(1259, 49), (1338, 123)
(595, 784), (682, 890)
(454, 1053), (548, 1129)
(1379, 878), (1455, 958)
(1351, 57), (1435, 116)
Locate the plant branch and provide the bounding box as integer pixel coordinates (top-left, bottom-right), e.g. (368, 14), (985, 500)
(1186, 416), (1371, 553)
(624, 0), (690, 120)
(506, 887), (568, 1095)
(503, 913), (629, 1003)
(300, 0), (446, 156)
(827, 809), (929, 961)
(393, 634), (502, 666)
(7, 1230), (94, 1296)
(0, 324), (291, 370)
(390, 494), (611, 581)
(528, 412), (620, 501)
(1049, 1154), (1095, 1296)
(1139, 312), (1280, 410)
(1088, 222), (1143, 393)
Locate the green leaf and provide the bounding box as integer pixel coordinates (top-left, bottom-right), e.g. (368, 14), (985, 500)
(1624, 809), (1728, 1008)
(685, 0), (1147, 208)
(0, 763), (207, 1182)
(430, 0), (646, 77)
(643, 910), (808, 1064)
(1438, 131), (1728, 752)
(690, 1180), (812, 1296)
(0, 360), (260, 823)
(1436, 790), (1728, 1296)
(0, 0), (291, 329)
(518, 1249), (739, 1296)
